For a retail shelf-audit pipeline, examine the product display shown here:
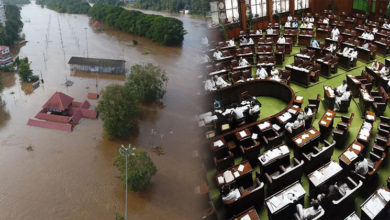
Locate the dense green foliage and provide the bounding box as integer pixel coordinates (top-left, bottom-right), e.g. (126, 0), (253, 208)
(97, 84), (140, 139)
(36, 0), (90, 14)
(0, 4), (23, 46)
(4, 0), (30, 4)
(113, 150), (157, 192)
(16, 57), (39, 82)
(89, 0), (123, 6)
(89, 4), (186, 46)
(126, 64), (168, 103)
(133, 0), (209, 15)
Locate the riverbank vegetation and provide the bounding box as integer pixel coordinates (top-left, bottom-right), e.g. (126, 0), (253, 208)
(0, 4), (23, 46)
(133, 0), (209, 15)
(15, 57), (39, 82)
(4, 0), (30, 4)
(89, 0), (123, 6)
(36, 0), (90, 14)
(113, 150), (157, 192)
(89, 4), (186, 46)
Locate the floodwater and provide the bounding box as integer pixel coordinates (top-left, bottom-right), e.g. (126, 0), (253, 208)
(0, 2), (207, 219)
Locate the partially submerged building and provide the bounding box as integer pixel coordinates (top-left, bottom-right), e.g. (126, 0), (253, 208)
(27, 92), (97, 132)
(0, 46), (13, 67)
(68, 56), (126, 74)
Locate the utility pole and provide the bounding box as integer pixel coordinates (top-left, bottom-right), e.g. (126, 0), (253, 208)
(84, 27), (88, 57)
(118, 144), (136, 220)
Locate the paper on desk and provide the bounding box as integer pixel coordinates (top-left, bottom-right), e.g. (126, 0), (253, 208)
(302, 134), (309, 139)
(238, 164), (245, 172)
(309, 130), (316, 135)
(240, 214), (251, 220)
(344, 150), (358, 161)
(367, 115), (375, 120)
(352, 144), (361, 151)
(269, 196), (281, 209)
(296, 138), (302, 144)
(214, 140), (224, 147)
(296, 96), (303, 101)
(217, 176), (224, 184)
(233, 171), (240, 178)
(252, 133), (258, 140)
(320, 121), (327, 125)
(240, 131), (247, 137)
(280, 145), (289, 154)
(326, 117), (332, 121)
(378, 189), (390, 202)
(366, 197), (385, 216)
(326, 112), (333, 116)
(313, 170), (323, 180)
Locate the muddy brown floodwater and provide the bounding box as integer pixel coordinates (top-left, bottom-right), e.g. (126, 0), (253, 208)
(0, 2), (207, 219)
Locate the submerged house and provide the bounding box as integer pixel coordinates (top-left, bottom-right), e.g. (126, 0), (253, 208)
(27, 92), (97, 132)
(0, 46), (13, 67)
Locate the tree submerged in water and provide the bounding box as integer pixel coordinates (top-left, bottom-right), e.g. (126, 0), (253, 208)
(113, 149), (157, 192)
(15, 57), (39, 82)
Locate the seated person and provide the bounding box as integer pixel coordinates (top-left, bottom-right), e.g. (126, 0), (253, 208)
(335, 80), (348, 96)
(307, 22), (314, 29)
(277, 35), (286, 44)
(335, 91), (351, 111)
(240, 37), (248, 44)
(367, 32), (374, 40)
(362, 42), (369, 49)
(310, 38), (319, 48)
(239, 57), (249, 66)
(331, 27), (340, 40)
(214, 75), (230, 88)
(380, 66), (389, 77)
(347, 49), (358, 61)
(248, 37), (254, 44)
(205, 78), (216, 91)
(354, 157), (369, 176)
(371, 59), (380, 71)
(285, 119), (302, 133)
(256, 29), (262, 35)
(295, 199), (322, 220)
(233, 105), (248, 121)
(228, 38), (235, 47)
(256, 66), (268, 79)
(383, 21), (390, 29)
(270, 67), (280, 81)
(214, 99), (221, 109)
(287, 15), (293, 21)
(292, 21), (299, 28)
(248, 101), (261, 116)
(327, 43), (337, 53)
(285, 21), (291, 27)
(301, 22), (308, 29)
(342, 47), (352, 56)
(213, 49), (223, 60)
(372, 27), (378, 34)
(266, 26), (274, 35)
(323, 18), (329, 24)
(221, 186), (241, 202)
(309, 17), (315, 23)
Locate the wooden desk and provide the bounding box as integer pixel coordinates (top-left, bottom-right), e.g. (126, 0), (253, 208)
(316, 58), (332, 78)
(294, 53), (311, 62)
(346, 74), (362, 97)
(374, 40), (389, 56)
(292, 127), (321, 157)
(359, 89), (374, 116)
(386, 58), (390, 67)
(324, 86), (336, 109)
(210, 138), (227, 156)
(235, 128), (251, 141)
(308, 161), (343, 196)
(337, 52), (355, 70)
(316, 28), (330, 39)
(365, 111), (376, 123)
(339, 141), (365, 168)
(357, 46), (371, 63)
(232, 208), (260, 220)
(277, 111), (293, 126)
(308, 46), (323, 59)
(319, 110), (336, 139)
(258, 145), (290, 173)
(285, 65), (311, 87)
(257, 121), (272, 133)
(276, 42), (292, 54)
(361, 187), (390, 220)
(341, 41), (356, 50)
(265, 181), (306, 220)
(299, 35), (313, 47)
(293, 96), (304, 107)
(215, 161), (252, 188)
(325, 38), (339, 47)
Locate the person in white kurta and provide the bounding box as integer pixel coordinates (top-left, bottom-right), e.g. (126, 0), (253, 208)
(228, 39), (235, 47)
(277, 36), (286, 44)
(335, 81), (348, 96)
(214, 76), (230, 88)
(270, 67), (280, 81)
(256, 67), (268, 79)
(331, 27), (340, 40)
(239, 57), (249, 66)
(266, 27), (273, 34)
(213, 50), (223, 59)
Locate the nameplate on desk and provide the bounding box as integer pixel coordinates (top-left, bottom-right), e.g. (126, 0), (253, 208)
(352, 144), (361, 151)
(214, 140), (224, 147)
(238, 164), (245, 172)
(309, 130), (316, 135)
(239, 131), (247, 138)
(241, 214), (251, 220)
(326, 112), (333, 116)
(320, 121), (327, 125)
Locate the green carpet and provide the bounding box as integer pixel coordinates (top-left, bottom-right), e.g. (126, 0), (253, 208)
(206, 47), (390, 219)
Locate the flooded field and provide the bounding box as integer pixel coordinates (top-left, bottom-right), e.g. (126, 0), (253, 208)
(0, 2), (206, 219)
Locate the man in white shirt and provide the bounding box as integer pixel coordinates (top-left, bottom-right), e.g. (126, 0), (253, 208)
(301, 22), (308, 28)
(308, 22), (313, 29)
(349, 50), (358, 61)
(266, 26), (273, 35)
(248, 37), (254, 44)
(310, 38), (319, 48)
(277, 36), (286, 44)
(335, 80), (348, 96)
(331, 27), (340, 40)
(214, 75), (230, 88)
(309, 17), (315, 23)
(222, 188), (241, 202)
(213, 50), (223, 60)
(367, 32), (374, 40)
(361, 31), (369, 39)
(204, 78), (216, 91)
(335, 91), (351, 111)
(380, 66), (389, 76)
(293, 21), (298, 28)
(239, 57), (249, 66)
(371, 59), (380, 71)
(256, 66), (268, 79)
(256, 29), (262, 35)
(295, 200), (322, 220)
(323, 18), (329, 24)
(327, 44), (337, 53)
(228, 39), (235, 47)
(270, 67), (280, 81)
(287, 15), (292, 21)
(285, 21), (291, 27)
(355, 157), (369, 176)
(240, 37), (248, 44)
(383, 22), (390, 29)
(342, 47), (352, 56)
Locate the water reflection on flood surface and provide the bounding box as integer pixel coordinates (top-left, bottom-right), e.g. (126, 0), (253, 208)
(0, 2), (207, 219)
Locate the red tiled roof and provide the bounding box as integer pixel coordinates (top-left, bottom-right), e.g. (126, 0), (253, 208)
(42, 92), (74, 111)
(0, 45), (9, 51)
